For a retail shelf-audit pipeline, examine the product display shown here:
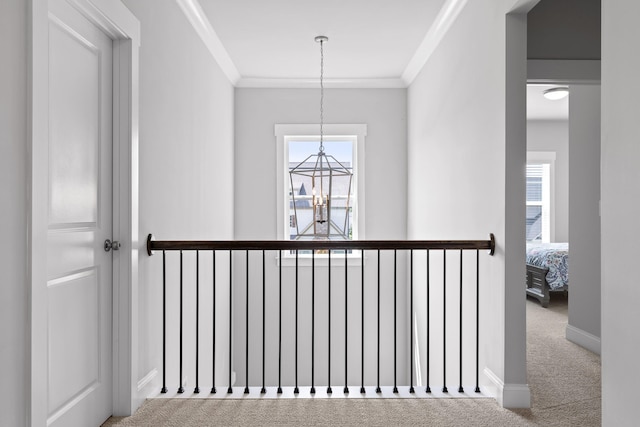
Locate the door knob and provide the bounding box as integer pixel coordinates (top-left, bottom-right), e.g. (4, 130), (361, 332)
(104, 239), (121, 252)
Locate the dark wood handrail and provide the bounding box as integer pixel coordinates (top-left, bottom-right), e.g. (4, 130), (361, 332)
(147, 233), (495, 256)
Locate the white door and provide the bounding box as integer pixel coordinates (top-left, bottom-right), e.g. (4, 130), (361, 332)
(46, 0), (113, 425)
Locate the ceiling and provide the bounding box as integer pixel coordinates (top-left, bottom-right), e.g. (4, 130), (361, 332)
(184, 0), (588, 107)
(527, 84), (569, 121)
(190, 0), (455, 87)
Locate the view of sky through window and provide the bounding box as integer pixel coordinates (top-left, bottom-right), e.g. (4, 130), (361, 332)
(289, 140), (352, 164)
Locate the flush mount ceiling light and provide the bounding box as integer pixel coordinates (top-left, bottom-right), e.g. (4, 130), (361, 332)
(543, 87), (569, 101)
(288, 36), (353, 241)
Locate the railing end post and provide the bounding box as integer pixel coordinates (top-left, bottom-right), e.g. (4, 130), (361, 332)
(489, 233), (495, 256)
(147, 234), (155, 256)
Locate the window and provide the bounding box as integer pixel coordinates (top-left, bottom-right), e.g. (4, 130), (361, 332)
(288, 137), (355, 241)
(526, 152), (555, 243)
(275, 124), (367, 264)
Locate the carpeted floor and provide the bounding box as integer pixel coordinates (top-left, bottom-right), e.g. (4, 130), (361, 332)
(103, 293), (601, 426)
(512, 293), (601, 426)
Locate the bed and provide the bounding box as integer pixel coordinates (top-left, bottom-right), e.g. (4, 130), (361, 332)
(525, 242), (569, 307)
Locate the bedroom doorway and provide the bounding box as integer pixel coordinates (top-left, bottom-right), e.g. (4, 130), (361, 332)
(525, 84), (568, 308)
(525, 82), (601, 350)
(525, 0), (601, 354)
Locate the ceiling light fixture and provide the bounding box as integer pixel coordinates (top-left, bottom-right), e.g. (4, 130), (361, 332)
(543, 87), (569, 101)
(288, 36), (353, 241)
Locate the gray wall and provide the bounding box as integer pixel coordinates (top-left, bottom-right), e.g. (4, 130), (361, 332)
(233, 88), (408, 387)
(527, 120), (569, 242)
(0, 0), (28, 424)
(234, 88), (407, 240)
(123, 0), (235, 402)
(568, 84), (601, 352)
(601, 1), (639, 423)
(527, 0), (601, 60)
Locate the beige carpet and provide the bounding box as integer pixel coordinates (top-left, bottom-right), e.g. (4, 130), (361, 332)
(103, 294), (600, 426)
(513, 293), (601, 426)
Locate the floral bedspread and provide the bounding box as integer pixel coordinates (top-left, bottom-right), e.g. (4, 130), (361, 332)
(526, 243), (569, 290)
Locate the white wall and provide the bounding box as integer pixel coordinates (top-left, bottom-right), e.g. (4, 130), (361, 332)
(408, 0), (536, 407)
(122, 0), (235, 404)
(233, 88), (408, 387)
(0, 0), (28, 425)
(601, 1), (639, 424)
(527, 120), (569, 242)
(568, 84), (601, 353)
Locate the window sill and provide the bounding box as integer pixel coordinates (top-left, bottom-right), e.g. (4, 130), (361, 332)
(276, 253), (365, 267)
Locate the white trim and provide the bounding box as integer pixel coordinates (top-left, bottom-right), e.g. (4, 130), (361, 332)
(175, 0), (471, 89)
(66, 0), (140, 43)
(137, 369), (158, 392)
(566, 324), (601, 355)
(237, 77), (406, 89)
(483, 368), (531, 408)
(111, 36), (140, 416)
(527, 151), (557, 243)
(276, 253), (365, 268)
(527, 59), (601, 85)
(29, 0), (140, 422)
(151, 385), (490, 400)
(175, 0), (241, 85)
(401, 0), (469, 85)
(413, 313), (422, 387)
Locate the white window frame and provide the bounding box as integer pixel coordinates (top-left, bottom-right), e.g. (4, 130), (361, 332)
(526, 151), (556, 243)
(275, 124), (367, 266)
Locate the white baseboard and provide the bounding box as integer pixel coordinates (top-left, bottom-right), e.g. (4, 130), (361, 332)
(566, 324), (601, 355)
(137, 369), (158, 392)
(483, 368), (531, 408)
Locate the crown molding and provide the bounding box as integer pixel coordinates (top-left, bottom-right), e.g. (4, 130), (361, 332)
(237, 77), (406, 89)
(178, 0), (468, 89)
(175, 0), (241, 85)
(401, 0), (468, 86)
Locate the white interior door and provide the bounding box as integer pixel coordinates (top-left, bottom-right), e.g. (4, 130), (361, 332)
(46, 0), (113, 425)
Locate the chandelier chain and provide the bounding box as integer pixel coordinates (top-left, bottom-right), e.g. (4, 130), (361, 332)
(319, 38), (324, 153)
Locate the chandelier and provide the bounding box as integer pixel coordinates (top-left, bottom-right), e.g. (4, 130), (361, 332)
(289, 36), (353, 240)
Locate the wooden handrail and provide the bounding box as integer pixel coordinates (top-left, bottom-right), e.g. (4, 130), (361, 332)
(147, 233), (495, 256)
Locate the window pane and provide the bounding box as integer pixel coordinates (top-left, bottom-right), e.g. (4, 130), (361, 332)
(526, 165), (543, 202)
(288, 139), (354, 242)
(526, 205), (543, 241)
